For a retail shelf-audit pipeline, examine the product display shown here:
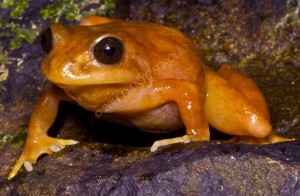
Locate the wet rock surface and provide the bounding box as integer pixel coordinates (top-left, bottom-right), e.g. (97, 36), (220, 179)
(0, 0), (299, 195)
(2, 141), (300, 195)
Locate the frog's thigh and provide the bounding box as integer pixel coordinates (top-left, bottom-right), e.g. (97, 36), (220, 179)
(217, 66), (294, 144)
(104, 80), (210, 149)
(218, 65), (270, 120)
(204, 67), (272, 138)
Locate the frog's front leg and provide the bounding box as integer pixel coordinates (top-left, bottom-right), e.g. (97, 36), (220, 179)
(102, 80), (210, 152)
(8, 86), (78, 179)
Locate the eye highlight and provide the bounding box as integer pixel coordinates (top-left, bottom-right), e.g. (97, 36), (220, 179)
(93, 37), (124, 65)
(40, 28), (53, 53)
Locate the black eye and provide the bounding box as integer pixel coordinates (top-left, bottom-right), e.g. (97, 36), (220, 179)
(94, 37), (124, 65)
(40, 28), (53, 53)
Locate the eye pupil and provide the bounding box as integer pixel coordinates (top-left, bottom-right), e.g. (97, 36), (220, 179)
(40, 28), (53, 53)
(94, 37), (124, 65)
(104, 45), (116, 56)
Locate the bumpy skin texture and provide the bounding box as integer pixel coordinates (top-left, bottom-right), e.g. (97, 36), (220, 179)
(8, 16), (292, 179)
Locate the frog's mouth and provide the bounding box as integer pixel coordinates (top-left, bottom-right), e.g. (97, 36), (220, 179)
(42, 59), (142, 87)
(55, 81), (138, 91)
(45, 71), (140, 87)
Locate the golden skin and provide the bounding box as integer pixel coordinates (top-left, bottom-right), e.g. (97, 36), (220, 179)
(8, 16), (292, 179)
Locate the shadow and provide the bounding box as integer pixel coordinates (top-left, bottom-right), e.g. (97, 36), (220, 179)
(48, 102), (232, 147)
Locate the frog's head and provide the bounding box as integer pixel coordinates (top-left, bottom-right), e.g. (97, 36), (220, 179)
(41, 22), (139, 86)
(41, 16), (199, 88)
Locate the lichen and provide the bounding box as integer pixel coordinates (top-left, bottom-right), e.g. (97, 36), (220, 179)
(0, 134), (13, 146)
(0, 46), (10, 110)
(271, 0), (300, 35)
(0, 65), (8, 82)
(0, 46), (11, 83)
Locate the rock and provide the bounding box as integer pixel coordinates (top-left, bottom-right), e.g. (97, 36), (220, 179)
(0, 0), (299, 195)
(1, 141), (300, 195)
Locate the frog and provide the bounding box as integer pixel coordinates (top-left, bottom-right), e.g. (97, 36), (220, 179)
(8, 16), (293, 179)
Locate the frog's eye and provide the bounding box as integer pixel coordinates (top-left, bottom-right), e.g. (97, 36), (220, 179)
(40, 28), (53, 53)
(93, 37), (124, 65)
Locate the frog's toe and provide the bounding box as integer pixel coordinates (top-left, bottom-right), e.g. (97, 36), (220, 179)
(8, 154), (27, 180)
(24, 160), (33, 171)
(48, 138), (79, 153)
(8, 151), (36, 180)
(150, 135), (191, 152)
(8, 137), (79, 180)
(230, 134), (295, 145)
(267, 134), (295, 143)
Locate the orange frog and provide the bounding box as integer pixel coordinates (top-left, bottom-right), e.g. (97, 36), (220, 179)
(8, 16), (292, 179)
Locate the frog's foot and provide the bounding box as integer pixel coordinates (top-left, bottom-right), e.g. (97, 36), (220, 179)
(266, 133), (295, 143)
(8, 136), (78, 180)
(229, 136), (266, 144)
(230, 132), (294, 145)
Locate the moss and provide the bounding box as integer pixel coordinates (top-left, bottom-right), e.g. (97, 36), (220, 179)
(0, 128), (27, 147)
(0, 18), (40, 50)
(1, 0), (29, 19)
(11, 128), (27, 147)
(40, 0), (115, 22)
(1, 0), (116, 50)
(0, 0), (116, 87)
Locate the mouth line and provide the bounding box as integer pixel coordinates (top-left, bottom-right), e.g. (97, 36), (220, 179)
(55, 82), (133, 90)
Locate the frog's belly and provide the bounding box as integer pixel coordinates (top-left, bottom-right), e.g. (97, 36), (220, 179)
(102, 102), (183, 133)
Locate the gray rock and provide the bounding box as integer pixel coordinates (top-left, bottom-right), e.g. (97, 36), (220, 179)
(2, 141), (300, 195)
(0, 0), (299, 195)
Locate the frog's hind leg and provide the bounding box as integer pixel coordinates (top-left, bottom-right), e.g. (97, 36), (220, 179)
(218, 65), (294, 144)
(8, 86), (78, 180)
(204, 66), (272, 138)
